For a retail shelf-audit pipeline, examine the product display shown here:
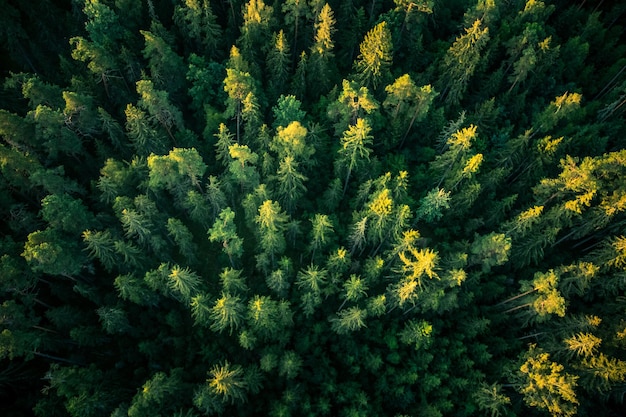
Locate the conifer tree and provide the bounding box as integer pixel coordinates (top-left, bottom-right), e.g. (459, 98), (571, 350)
(282, 0), (309, 55)
(290, 51), (308, 98)
(309, 3), (337, 91)
(354, 21), (393, 89)
(174, 0), (222, 56)
(4, 2), (626, 416)
(514, 345), (579, 417)
(223, 67), (257, 143)
(255, 200), (289, 267)
(439, 19), (490, 106)
(383, 75), (437, 147)
(140, 25), (186, 95)
(239, 0), (274, 65)
(336, 118), (374, 197)
(309, 213), (333, 261)
(69, 0), (128, 97)
(274, 155), (307, 213)
(266, 30), (291, 100)
(328, 79), (379, 135)
(136, 79), (184, 142)
(208, 207), (244, 266)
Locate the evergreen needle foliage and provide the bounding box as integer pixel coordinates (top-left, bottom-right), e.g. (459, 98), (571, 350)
(2, 1), (626, 416)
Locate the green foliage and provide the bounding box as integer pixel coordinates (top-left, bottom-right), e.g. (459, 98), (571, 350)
(336, 118), (374, 196)
(205, 361), (248, 404)
(3, 2), (626, 417)
(439, 19), (490, 106)
(266, 30), (291, 99)
(210, 292), (245, 334)
(472, 382), (511, 417)
(330, 306), (368, 334)
(383, 75), (437, 147)
(470, 232), (512, 273)
(208, 208), (244, 265)
(141, 26), (186, 94)
(174, 0), (222, 55)
(168, 265), (202, 303)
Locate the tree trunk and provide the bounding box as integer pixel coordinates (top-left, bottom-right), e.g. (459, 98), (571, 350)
(494, 288), (536, 306)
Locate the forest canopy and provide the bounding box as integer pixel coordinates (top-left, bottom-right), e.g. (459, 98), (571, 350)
(1, 0), (626, 416)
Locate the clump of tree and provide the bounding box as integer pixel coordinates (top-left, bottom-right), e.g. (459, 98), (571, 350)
(1, 1), (626, 417)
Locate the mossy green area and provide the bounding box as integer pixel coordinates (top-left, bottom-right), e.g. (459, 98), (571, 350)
(1, 1), (626, 416)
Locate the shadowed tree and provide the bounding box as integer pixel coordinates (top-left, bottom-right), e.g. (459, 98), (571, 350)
(136, 79), (184, 142)
(174, 0), (222, 56)
(140, 25), (186, 95)
(472, 382), (511, 417)
(439, 19), (490, 106)
(282, 0), (309, 57)
(266, 30), (291, 100)
(330, 306), (367, 334)
(309, 213), (333, 261)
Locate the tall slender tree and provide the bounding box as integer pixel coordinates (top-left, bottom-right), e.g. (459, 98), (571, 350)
(336, 118), (374, 197)
(354, 21), (393, 89)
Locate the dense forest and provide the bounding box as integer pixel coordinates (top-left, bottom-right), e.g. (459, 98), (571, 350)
(1, 0), (626, 416)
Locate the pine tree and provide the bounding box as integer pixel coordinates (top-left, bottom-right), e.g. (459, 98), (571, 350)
(274, 155), (308, 213)
(354, 21), (393, 89)
(514, 345), (579, 417)
(336, 118), (374, 197)
(270, 120), (312, 161)
(125, 104), (166, 156)
(82, 230), (118, 271)
(205, 361), (248, 404)
(330, 306), (367, 334)
(208, 208), (244, 266)
(282, 0), (309, 56)
(309, 3), (337, 91)
(328, 79), (379, 135)
(383, 75), (437, 147)
(166, 218), (198, 264)
(167, 265), (202, 303)
(239, 0), (274, 66)
(338, 274), (368, 310)
(439, 19), (490, 106)
(472, 382), (511, 417)
(174, 0), (222, 56)
(227, 143), (260, 193)
(136, 79), (184, 142)
(210, 293), (245, 334)
(255, 200), (289, 267)
(140, 26), (186, 95)
(309, 213), (333, 261)
(290, 51), (308, 98)
(223, 67), (257, 143)
(69, 0), (128, 97)
(266, 30), (292, 100)
(498, 270), (566, 324)
(296, 263), (328, 294)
